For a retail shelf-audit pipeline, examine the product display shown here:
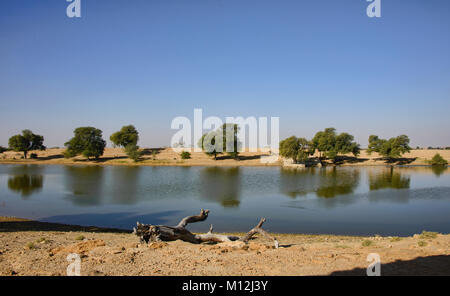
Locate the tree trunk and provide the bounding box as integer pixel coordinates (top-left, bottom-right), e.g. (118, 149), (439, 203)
(23, 151), (27, 159)
(133, 209), (279, 248)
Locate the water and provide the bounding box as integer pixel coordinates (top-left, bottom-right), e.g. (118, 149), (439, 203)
(0, 164), (449, 236)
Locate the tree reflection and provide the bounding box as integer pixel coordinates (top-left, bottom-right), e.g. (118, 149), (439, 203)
(64, 166), (104, 206)
(431, 165), (448, 177)
(8, 174), (43, 198)
(199, 167), (241, 208)
(368, 167), (410, 190)
(109, 166), (140, 204)
(316, 168), (360, 198)
(280, 167), (360, 198)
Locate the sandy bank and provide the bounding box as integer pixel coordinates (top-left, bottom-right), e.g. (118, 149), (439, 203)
(0, 148), (449, 167)
(0, 218), (449, 276)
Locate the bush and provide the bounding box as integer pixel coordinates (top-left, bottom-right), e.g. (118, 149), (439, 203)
(74, 235), (85, 241)
(0, 146), (7, 153)
(429, 153), (448, 166)
(362, 239), (373, 247)
(125, 144), (142, 162)
(30, 153), (38, 159)
(418, 241), (427, 247)
(180, 151), (191, 159)
(419, 231), (438, 239)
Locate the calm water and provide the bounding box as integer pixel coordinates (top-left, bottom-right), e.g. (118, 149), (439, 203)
(1, 164), (449, 236)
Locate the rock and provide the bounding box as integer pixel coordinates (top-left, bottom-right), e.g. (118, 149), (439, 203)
(217, 241), (247, 250)
(50, 239), (106, 255)
(148, 242), (168, 249)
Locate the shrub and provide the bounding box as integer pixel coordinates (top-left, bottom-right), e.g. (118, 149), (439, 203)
(180, 151), (191, 159)
(418, 241), (427, 247)
(30, 153), (38, 159)
(429, 153), (448, 166)
(362, 239), (373, 247)
(390, 237), (402, 242)
(125, 144), (142, 162)
(25, 242), (35, 249)
(74, 235), (85, 241)
(419, 231), (438, 239)
(0, 146), (7, 153)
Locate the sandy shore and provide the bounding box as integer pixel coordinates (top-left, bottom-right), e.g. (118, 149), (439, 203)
(0, 218), (449, 276)
(0, 148), (449, 167)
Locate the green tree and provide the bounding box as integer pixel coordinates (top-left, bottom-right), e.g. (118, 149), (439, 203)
(279, 136), (313, 163)
(429, 153), (448, 166)
(0, 146), (7, 154)
(64, 127), (106, 160)
(180, 151), (191, 159)
(312, 128), (337, 160)
(222, 123), (241, 159)
(124, 144), (142, 162)
(110, 125), (142, 161)
(198, 124), (242, 160)
(8, 130), (45, 159)
(110, 125), (139, 148)
(312, 128), (360, 162)
(367, 135), (411, 159)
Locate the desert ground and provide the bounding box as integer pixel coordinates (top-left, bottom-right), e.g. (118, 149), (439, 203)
(0, 148), (449, 167)
(0, 217), (449, 276)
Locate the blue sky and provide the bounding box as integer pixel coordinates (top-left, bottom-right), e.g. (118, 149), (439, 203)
(1, 0), (449, 148)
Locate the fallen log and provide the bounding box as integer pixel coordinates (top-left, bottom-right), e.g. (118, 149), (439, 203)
(133, 209), (279, 248)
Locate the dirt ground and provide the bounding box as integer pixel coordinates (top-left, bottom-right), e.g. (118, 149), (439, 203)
(0, 148), (449, 167)
(0, 218), (449, 276)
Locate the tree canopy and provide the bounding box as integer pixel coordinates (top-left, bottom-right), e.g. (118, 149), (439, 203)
(64, 127), (106, 160)
(110, 125), (142, 161)
(311, 128), (360, 161)
(110, 125), (139, 148)
(367, 135), (411, 159)
(198, 124), (242, 160)
(8, 130), (45, 159)
(279, 136), (313, 163)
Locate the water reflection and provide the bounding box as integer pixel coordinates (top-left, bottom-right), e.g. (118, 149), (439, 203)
(280, 167), (360, 198)
(7, 165), (44, 198)
(431, 166), (448, 177)
(64, 166), (104, 206)
(199, 167), (241, 207)
(316, 168), (360, 198)
(368, 167), (410, 191)
(110, 166), (140, 204)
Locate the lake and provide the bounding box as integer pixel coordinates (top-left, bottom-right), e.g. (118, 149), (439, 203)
(0, 164), (449, 236)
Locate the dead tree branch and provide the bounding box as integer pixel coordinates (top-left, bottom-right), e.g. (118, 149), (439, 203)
(133, 209), (278, 248)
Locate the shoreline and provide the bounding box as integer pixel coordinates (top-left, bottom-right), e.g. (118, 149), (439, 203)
(0, 148), (449, 168)
(0, 217), (449, 276)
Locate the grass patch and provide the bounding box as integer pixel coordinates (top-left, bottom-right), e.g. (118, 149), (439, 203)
(419, 231), (438, 239)
(362, 240), (373, 247)
(36, 237), (46, 243)
(335, 245), (350, 249)
(74, 235), (85, 241)
(25, 242), (35, 250)
(418, 241), (428, 247)
(390, 237), (402, 242)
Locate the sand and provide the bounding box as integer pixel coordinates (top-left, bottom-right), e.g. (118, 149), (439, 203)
(0, 148), (449, 167)
(0, 218), (449, 276)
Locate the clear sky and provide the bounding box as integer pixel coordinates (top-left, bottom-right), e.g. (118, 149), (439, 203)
(1, 0), (449, 148)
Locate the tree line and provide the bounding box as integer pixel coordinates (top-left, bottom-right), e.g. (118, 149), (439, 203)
(2, 125), (448, 167)
(279, 128), (414, 164)
(5, 125), (142, 162)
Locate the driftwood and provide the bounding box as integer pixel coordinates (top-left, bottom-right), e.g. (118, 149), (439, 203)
(133, 209), (279, 248)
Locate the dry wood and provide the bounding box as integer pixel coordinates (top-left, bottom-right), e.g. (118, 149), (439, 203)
(133, 209), (278, 248)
